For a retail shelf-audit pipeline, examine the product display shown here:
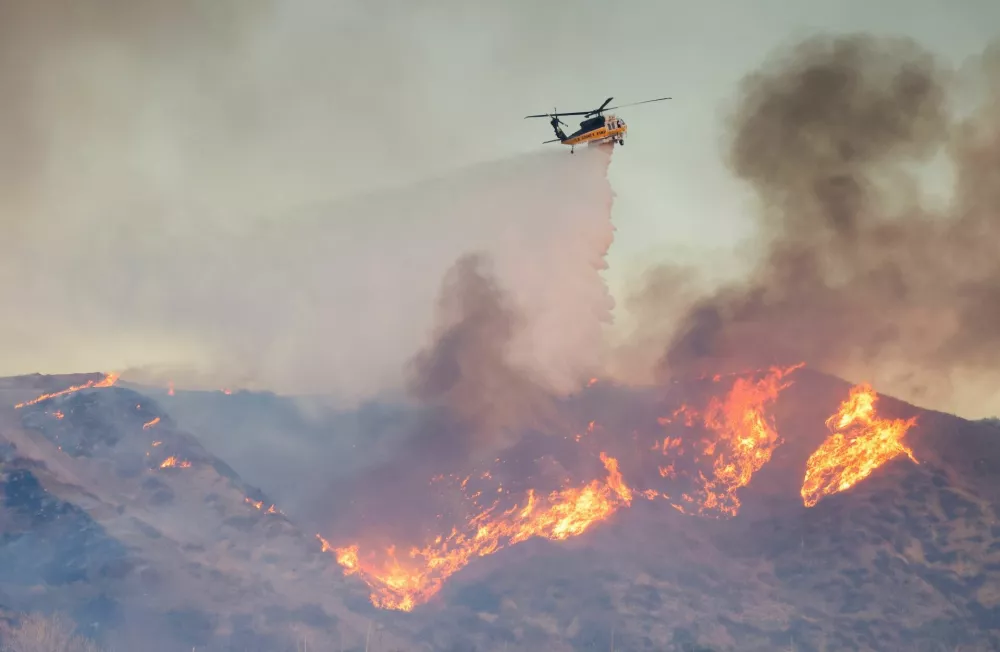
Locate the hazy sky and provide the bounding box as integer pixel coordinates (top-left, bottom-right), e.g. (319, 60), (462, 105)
(6, 0), (996, 286)
(3, 0), (998, 408)
(247, 0), (1000, 306)
(484, 0), (999, 302)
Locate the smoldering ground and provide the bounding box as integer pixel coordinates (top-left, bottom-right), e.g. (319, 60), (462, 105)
(621, 34), (1000, 417)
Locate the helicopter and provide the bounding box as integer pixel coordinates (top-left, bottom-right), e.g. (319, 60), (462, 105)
(525, 96), (671, 153)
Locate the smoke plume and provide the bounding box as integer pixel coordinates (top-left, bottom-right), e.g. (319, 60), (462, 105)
(406, 253), (558, 462)
(312, 251), (562, 541)
(644, 34), (1000, 415)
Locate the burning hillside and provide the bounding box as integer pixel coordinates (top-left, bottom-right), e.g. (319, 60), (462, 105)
(801, 383), (919, 508)
(3, 367), (996, 651)
(2, 28), (999, 652)
(13, 372), (119, 409)
(317, 364), (921, 613)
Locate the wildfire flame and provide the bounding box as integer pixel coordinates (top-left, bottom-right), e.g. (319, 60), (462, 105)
(646, 364), (802, 516)
(14, 372), (119, 409)
(317, 365), (924, 613)
(801, 383), (917, 508)
(695, 364), (802, 516)
(142, 417), (160, 430)
(159, 456), (191, 469)
(245, 497), (282, 514)
(324, 452), (632, 612)
(321, 365), (804, 612)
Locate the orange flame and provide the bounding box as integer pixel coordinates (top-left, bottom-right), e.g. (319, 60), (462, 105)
(801, 383), (917, 507)
(657, 404), (699, 427)
(245, 497), (282, 514)
(321, 372), (923, 611)
(694, 364), (801, 516)
(159, 456), (191, 469)
(652, 364), (802, 517)
(15, 372), (119, 409)
(324, 452), (632, 612)
(142, 417), (160, 430)
(323, 365), (806, 612)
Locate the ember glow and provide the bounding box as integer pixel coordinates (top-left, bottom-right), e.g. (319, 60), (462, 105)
(14, 372), (119, 408)
(142, 417), (161, 430)
(801, 383), (918, 508)
(159, 456), (191, 469)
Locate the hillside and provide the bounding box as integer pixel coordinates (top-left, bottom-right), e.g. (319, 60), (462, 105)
(312, 367), (1000, 652)
(0, 374), (409, 651)
(1, 369), (998, 651)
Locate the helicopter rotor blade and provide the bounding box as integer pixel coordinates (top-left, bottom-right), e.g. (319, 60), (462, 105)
(583, 97), (615, 117)
(524, 109), (594, 119)
(525, 95), (668, 120)
(604, 96), (672, 111)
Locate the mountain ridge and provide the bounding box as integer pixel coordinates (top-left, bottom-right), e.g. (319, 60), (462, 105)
(1, 369), (998, 651)
(0, 376), (412, 651)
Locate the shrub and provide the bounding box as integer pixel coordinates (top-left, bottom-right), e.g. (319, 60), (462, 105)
(0, 612), (102, 652)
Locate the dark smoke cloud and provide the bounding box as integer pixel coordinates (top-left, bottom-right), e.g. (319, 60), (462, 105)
(654, 34), (1000, 412)
(315, 253), (559, 539)
(406, 253), (558, 464)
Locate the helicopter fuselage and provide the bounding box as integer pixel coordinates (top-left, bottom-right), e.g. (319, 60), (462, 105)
(562, 113), (627, 146)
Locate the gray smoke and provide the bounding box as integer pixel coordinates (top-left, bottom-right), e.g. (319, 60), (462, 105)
(651, 34), (1000, 415)
(313, 252), (560, 542)
(406, 253), (558, 462)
